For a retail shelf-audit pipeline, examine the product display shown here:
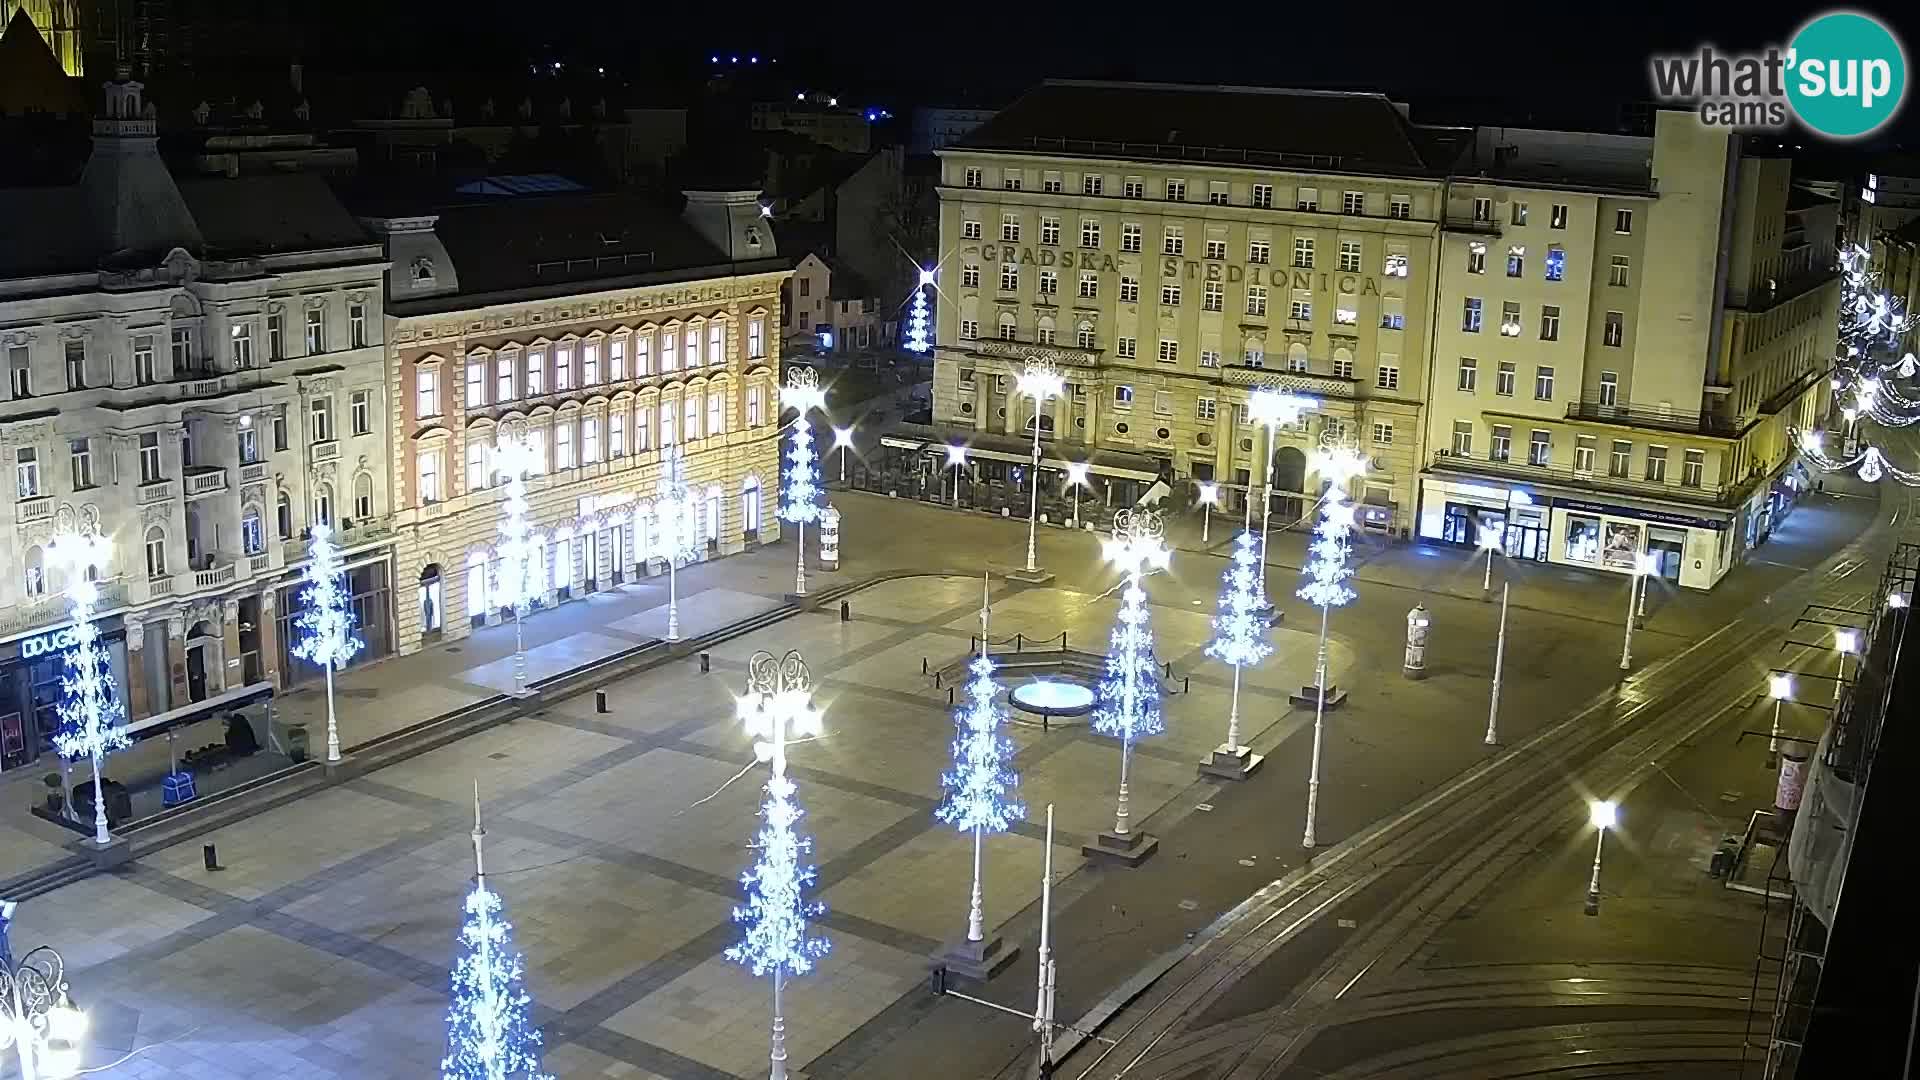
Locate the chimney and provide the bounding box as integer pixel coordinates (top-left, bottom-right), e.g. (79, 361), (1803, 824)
(681, 189), (775, 262)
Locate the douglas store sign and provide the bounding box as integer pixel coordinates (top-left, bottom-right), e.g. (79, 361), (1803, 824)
(19, 626), (83, 660)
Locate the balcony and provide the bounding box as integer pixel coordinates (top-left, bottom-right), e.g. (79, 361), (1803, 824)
(0, 579), (129, 639)
(16, 494), (52, 524)
(137, 480), (175, 505)
(310, 440), (339, 464)
(965, 338), (1103, 368)
(1565, 398), (1747, 438)
(1221, 364), (1357, 399)
(1429, 450), (1735, 506)
(1443, 212), (1503, 236)
(192, 561), (238, 590)
(240, 461), (268, 484)
(280, 519), (395, 566)
(149, 574), (174, 598)
(248, 553), (271, 575)
(184, 466), (229, 498)
(182, 373), (236, 399)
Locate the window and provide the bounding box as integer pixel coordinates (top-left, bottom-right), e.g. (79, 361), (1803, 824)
(1289, 294), (1313, 321)
(1197, 397), (1217, 421)
(683, 327), (701, 370)
(1246, 286), (1268, 316)
(1565, 515), (1600, 562)
(1342, 191), (1365, 215)
(1507, 245), (1525, 277)
(961, 319), (979, 339)
(313, 481), (336, 527)
(349, 303), (368, 348)
(1123, 177), (1144, 199)
(1119, 277), (1139, 303)
(1510, 201), (1528, 226)
(1683, 449), (1705, 487)
(310, 396), (332, 442)
(1609, 255), (1630, 287)
(467, 440), (487, 491)
(1249, 240), (1270, 264)
(1384, 245), (1409, 278)
(1390, 194), (1411, 219)
(1496, 361), (1516, 396)
(305, 308), (325, 353)
(1608, 439), (1631, 477)
(69, 437), (93, 489)
(584, 341), (601, 384)
(1208, 182), (1229, 206)
(608, 338), (626, 380)
(1463, 297), (1483, 332)
(1039, 270), (1058, 296)
(1289, 348), (1309, 373)
(1037, 321), (1055, 345)
(1203, 281), (1223, 311)
(1490, 424), (1512, 462)
(583, 417), (601, 462)
(272, 409), (288, 452)
(60, 339), (87, 390)
(1153, 390), (1173, 416)
(352, 390), (372, 435)
(1376, 359), (1400, 390)
(1550, 203), (1568, 229)
(1452, 421), (1473, 456)
(497, 352), (516, 401)
(1078, 323), (1097, 349)
(1003, 172), (1022, 191)
(416, 367), (440, 417)
(7, 346), (29, 398)
(1338, 240), (1362, 273)
(1161, 283), (1181, 306)
(467, 359), (487, 407)
(962, 264), (980, 288)
(1078, 271), (1098, 298)
(1164, 179), (1185, 201)
(1293, 237), (1314, 268)
(1043, 173), (1062, 194)
(1540, 305), (1561, 341)
(964, 167), (982, 188)
(1544, 247), (1566, 282)
(1116, 336), (1136, 359)
(1081, 219), (1101, 248)
(1296, 187), (1318, 211)
(1333, 353), (1354, 378)
(528, 347), (548, 392)
(1457, 357), (1478, 392)
(1380, 298), (1405, 329)
(1372, 422), (1394, 445)
(1163, 225), (1184, 256)
(748, 318), (766, 359)
(1575, 436), (1596, 472)
(610, 410), (627, 457)
(169, 328), (191, 373)
(1205, 238), (1227, 261)
(1335, 294), (1358, 325)
(962, 219), (982, 240)
(1199, 349), (1220, 367)
(1122, 223), (1142, 252)
(1001, 214), (1020, 242)
(1001, 263), (1019, 291)
(1157, 339), (1179, 364)
(1083, 174), (1104, 195)
(15, 447), (39, 499)
(1467, 242), (1486, 275)
(145, 526), (167, 578)
(1535, 365), (1555, 400)
(1528, 429), (1550, 466)
(1500, 301), (1522, 337)
(1614, 208), (1633, 234)
(267, 313), (285, 360)
(1473, 197), (1493, 222)
(1599, 371), (1619, 407)
(1603, 311), (1624, 347)
(419, 448), (443, 502)
(133, 335), (156, 384)
(1041, 217), (1060, 245)
(998, 314), (1018, 340)
(242, 506), (265, 556)
(1252, 184), (1273, 208)
(1645, 445), (1668, 482)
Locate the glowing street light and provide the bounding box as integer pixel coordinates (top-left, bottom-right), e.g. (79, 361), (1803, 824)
(0, 907), (88, 1080)
(1247, 389), (1319, 604)
(1618, 552), (1659, 671)
(1299, 441), (1366, 849)
(1064, 462), (1090, 529)
(1197, 482), (1219, 545)
(1585, 799), (1618, 915)
(1767, 673), (1793, 767)
(832, 425), (855, 484)
(1889, 591), (1910, 609)
(945, 444), (968, 507)
(1016, 360), (1067, 574)
(1835, 628), (1859, 702)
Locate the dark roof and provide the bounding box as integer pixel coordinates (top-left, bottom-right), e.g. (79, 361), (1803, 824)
(1787, 185), (1839, 212)
(0, 8), (86, 116)
(954, 81), (1442, 177)
(0, 185), (94, 275)
(177, 175), (373, 256)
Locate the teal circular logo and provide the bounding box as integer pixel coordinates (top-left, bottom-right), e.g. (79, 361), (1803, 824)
(1787, 11), (1907, 138)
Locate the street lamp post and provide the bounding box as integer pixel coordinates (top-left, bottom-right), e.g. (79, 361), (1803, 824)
(1618, 552), (1659, 671)
(1585, 800), (1618, 916)
(1016, 360), (1066, 575)
(0, 907), (88, 1080)
(1835, 629), (1859, 702)
(653, 444), (701, 642)
(1299, 441), (1366, 849)
(780, 369), (827, 598)
(47, 514), (127, 848)
(1485, 582), (1510, 746)
(1767, 673), (1793, 768)
(1096, 510), (1170, 851)
(1197, 482), (1219, 546)
(1247, 389), (1320, 605)
(491, 426), (542, 693)
(1477, 526), (1500, 595)
(946, 444), (968, 507)
(832, 426), (855, 485)
(1064, 462), (1089, 530)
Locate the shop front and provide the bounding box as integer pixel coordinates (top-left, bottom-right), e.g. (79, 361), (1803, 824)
(0, 616), (131, 773)
(275, 556), (395, 689)
(1417, 477), (1549, 562)
(1547, 497), (1734, 590)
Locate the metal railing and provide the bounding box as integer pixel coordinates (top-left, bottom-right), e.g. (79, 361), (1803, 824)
(1567, 398), (1745, 437)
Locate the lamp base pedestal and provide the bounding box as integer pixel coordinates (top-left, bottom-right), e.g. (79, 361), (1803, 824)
(1082, 829), (1160, 867)
(932, 934), (1019, 984)
(76, 834), (132, 869)
(1199, 744), (1264, 781)
(1288, 684), (1348, 710)
(1006, 568), (1054, 585)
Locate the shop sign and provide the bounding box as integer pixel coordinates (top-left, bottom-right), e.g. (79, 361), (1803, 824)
(20, 626), (82, 660)
(1556, 498), (1728, 531)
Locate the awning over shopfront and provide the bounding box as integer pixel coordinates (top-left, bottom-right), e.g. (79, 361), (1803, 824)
(125, 681), (274, 742)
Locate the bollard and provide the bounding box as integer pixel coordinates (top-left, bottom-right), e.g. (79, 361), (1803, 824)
(840, 600), (851, 622)
(948, 687), (955, 705)
(700, 652), (711, 674)
(935, 672), (942, 689)
(1183, 676), (1190, 694)
(1165, 661), (1174, 678)
(923, 657), (930, 674)
(595, 691), (609, 714)
(203, 843), (221, 872)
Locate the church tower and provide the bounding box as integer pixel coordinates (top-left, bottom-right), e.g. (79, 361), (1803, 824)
(3, 1), (81, 76)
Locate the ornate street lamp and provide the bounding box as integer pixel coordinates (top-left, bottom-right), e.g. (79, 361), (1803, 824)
(0, 905), (87, 1080)
(1247, 388), (1319, 604)
(1015, 359), (1065, 574)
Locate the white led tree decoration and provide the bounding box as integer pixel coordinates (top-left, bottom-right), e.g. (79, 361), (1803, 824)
(48, 516), (126, 848)
(442, 783), (550, 1080)
(905, 267), (933, 354)
(728, 650), (829, 1080)
(1297, 440), (1366, 849)
(780, 368), (826, 597)
(934, 574), (1024, 977)
(492, 428), (542, 694)
(1201, 529), (1272, 779)
(1088, 509), (1170, 865)
(652, 444), (701, 641)
(291, 521), (365, 763)
(1246, 388), (1319, 605)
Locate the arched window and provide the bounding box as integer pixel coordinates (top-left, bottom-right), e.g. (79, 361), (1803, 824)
(353, 471), (374, 521)
(144, 526), (168, 578)
(22, 545), (45, 597)
(997, 312), (1018, 341)
(1244, 336), (1266, 368)
(705, 485), (722, 544)
(313, 482), (334, 528)
(241, 504), (266, 555)
(1036, 314), (1056, 346)
(1076, 320), (1096, 350)
(1287, 341), (1310, 372)
(741, 476), (762, 534)
(276, 490), (293, 539)
(1332, 345), (1354, 379)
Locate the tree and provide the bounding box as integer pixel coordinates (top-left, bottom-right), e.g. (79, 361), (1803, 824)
(443, 790), (549, 1080)
(50, 529), (127, 846)
(935, 578), (1023, 943)
(1204, 530), (1273, 754)
(291, 523), (364, 763)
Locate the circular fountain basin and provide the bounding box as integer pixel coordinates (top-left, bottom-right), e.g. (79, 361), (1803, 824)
(1010, 678), (1097, 720)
